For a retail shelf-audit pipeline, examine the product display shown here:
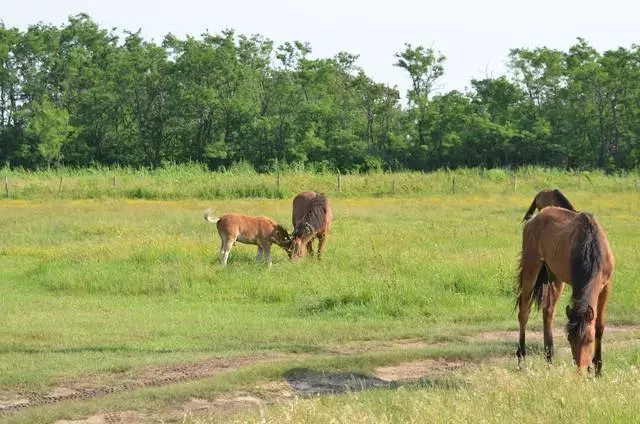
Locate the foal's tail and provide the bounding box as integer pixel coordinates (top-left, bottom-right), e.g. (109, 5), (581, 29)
(203, 208), (220, 224)
(522, 196), (538, 222)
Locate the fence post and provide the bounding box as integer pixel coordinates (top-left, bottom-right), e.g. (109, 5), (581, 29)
(452, 177), (456, 194)
(4, 176), (8, 198)
(112, 176), (116, 188)
(58, 177), (63, 194)
(337, 173), (342, 194)
(512, 175), (518, 191)
(392, 178), (396, 194)
(276, 172), (280, 192)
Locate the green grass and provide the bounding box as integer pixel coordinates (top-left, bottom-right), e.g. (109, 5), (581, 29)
(1, 169), (639, 422)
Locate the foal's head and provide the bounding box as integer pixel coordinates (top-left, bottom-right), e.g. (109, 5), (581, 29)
(289, 222), (314, 262)
(566, 304), (596, 372)
(271, 225), (293, 252)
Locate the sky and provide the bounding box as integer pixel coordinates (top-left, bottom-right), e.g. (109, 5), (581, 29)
(4, 0), (640, 98)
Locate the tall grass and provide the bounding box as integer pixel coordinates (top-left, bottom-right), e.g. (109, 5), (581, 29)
(1, 165), (640, 200)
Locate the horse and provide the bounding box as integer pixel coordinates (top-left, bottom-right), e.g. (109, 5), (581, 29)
(204, 209), (291, 267)
(515, 206), (614, 376)
(290, 192), (333, 262)
(522, 189), (576, 221)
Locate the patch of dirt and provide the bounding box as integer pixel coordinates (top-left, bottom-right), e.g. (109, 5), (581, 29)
(469, 324), (640, 342)
(54, 411), (144, 424)
(0, 354), (299, 414)
(2, 324), (638, 420)
(284, 369), (392, 396)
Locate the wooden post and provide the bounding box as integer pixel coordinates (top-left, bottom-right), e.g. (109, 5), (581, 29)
(4, 176), (8, 198)
(452, 177), (456, 194)
(112, 176), (116, 188)
(392, 179), (396, 194)
(337, 173), (342, 194)
(276, 172), (280, 192)
(512, 175), (518, 191)
(58, 176), (63, 194)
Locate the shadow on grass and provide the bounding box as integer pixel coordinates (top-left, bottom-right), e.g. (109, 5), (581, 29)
(283, 367), (465, 397)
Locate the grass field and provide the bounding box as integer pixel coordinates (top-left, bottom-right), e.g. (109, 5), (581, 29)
(0, 169), (639, 423)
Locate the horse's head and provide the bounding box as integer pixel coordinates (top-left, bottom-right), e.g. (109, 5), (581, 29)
(566, 304), (596, 372)
(290, 222), (314, 262)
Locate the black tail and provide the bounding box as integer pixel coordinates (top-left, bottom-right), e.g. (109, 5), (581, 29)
(553, 189), (576, 212)
(522, 197), (538, 221)
(532, 263), (550, 310)
(515, 259), (550, 310)
(567, 213), (603, 340)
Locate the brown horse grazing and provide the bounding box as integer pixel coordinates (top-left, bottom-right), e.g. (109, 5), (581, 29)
(515, 206), (614, 376)
(290, 192), (333, 262)
(522, 189), (576, 221)
(204, 210), (291, 267)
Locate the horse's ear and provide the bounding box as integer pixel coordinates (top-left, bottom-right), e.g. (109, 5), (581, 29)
(584, 305), (595, 322)
(566, 305), (572, 318)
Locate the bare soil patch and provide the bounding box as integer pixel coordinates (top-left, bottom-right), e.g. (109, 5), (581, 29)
(2, 324), (638, 421)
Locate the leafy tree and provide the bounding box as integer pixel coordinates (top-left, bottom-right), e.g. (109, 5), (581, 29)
(24, 96), (73, 168)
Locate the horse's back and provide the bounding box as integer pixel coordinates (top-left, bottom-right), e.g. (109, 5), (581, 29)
(525, 207), (613, 284)
(292, 191), (318, 225)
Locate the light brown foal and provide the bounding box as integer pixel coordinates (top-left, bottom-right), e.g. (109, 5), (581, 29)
(204, 210), (291, 267)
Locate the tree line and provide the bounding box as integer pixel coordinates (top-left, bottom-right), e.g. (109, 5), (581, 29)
(1, 14), (639, 172)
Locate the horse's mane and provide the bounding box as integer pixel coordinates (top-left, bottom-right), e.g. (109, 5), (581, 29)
(567, 212), (603, 342)
(553, 189), (577, 212)
(293, 193), (328, 239)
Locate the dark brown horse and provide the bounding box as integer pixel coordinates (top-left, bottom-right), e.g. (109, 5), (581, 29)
(522, 189), (576, 221)
(290, 192), (333, 261)
(516, 206), (614, 375)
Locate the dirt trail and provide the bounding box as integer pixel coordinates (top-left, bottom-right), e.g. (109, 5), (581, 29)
(1, 324), (638, 422)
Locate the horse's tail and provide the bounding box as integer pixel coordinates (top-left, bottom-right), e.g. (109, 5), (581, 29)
(553, 189), (576, 212)
(203, 208), (220, 224)
(522, 196), (538, 221)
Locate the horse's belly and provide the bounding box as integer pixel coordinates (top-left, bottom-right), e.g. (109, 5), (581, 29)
(236, 234), (257, 245)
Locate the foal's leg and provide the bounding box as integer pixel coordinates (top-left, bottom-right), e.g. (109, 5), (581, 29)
(542, 279), (565, 363)
(220, 234), (235, 267)
(255, 245), (264, 263)
(262, 242), (273, 267)
(593, 281), (612, 377)
(516, 260), (543, 366)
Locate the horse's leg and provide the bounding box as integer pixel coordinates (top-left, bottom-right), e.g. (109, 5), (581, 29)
(542, 279), (565, 364)
(255, 245), (263, 263)
(517, 259), (543, 367)
(593, 281), (612, 377)
(306, 239), (314, 257)
(317, 233), (327, 260)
